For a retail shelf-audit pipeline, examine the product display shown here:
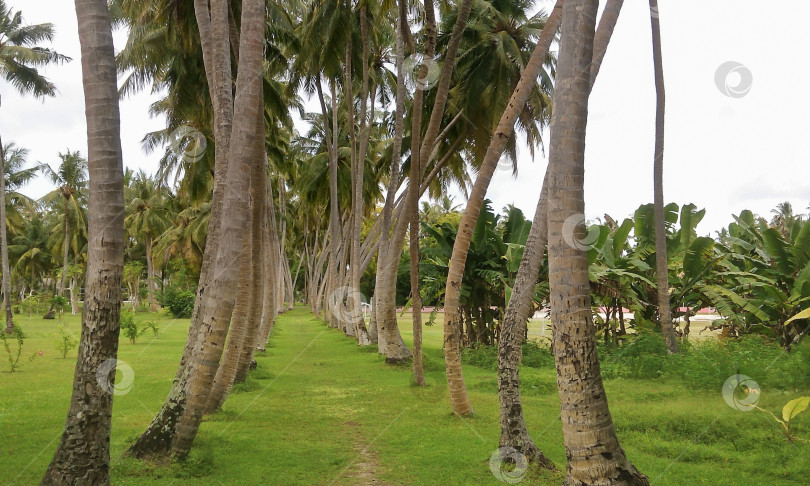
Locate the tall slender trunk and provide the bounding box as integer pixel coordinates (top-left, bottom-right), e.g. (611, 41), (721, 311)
(145, 235), (159, 311)
(441, 0), (562, 417)
(650, 0), (678, 354)
(256, 175), (278, 351)
(169, 0), (265, 459)
(42, 0), (125, 481)
(546, 1), (647, 483)
(127, 0), (263, 460)
(205, 217), (253, 414)
(374, 0), (474, 364)
(496, 0), (625, 458)
(348, 4), (372, 345)
(235, 137), (268, 382)
(0, 134), (14, 333)
(59, 207), (70, 297)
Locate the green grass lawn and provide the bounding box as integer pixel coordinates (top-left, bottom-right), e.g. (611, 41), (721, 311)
(1, 307), (808, 485)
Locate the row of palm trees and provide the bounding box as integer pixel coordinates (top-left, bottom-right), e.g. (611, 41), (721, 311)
(2, 0), (771, 483)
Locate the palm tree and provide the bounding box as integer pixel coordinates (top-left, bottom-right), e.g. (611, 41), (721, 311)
(771, 201), (799, 238)
(650, 0), (678, 354)
(440, 0), (560, 416)
(41, 0), (125, 482)
(0, 1), (69, 332)
(545, 0), (647, 482)
(128, 0), (268, 460)
(125, 170), (171, 310)
(41, 150), (88, 298)
(9, 211), (51, 297)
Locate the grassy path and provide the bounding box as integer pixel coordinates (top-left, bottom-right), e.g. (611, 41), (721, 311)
(2, 307), (808, 484)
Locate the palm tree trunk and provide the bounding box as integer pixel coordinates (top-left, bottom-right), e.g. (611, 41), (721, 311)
(0, 133), (14, 333)
(496, 0), (624, 461)
(650, 0), (679, 354)
(441, 0), (562, 417)
(168, 0), (265, 459)
(145, 235), (159, 311)
(256, 173), (277, 352)
(127, 0), (261, 460)
(42, 0), (125, 481)
(349, 4), (372, 345)
(205, 222), (252, 414)
(59, 206), (70, 297)
(546, 1), (647, 482)
(235, 133), (268, 382)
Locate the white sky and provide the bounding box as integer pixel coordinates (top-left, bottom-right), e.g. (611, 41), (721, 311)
(2, 0), (809, 235)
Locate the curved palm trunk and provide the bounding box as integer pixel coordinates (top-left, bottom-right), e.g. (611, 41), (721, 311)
(650, 0), (679, 354)
(0, 135), (14, 333)
(58, 206), (70, 297)
(497, 172), (554, 468)
(349, 5), (372, 345)
(235, 145), (267, 383)
(546, 1), (647, 483)
(256, 177), (279, 351)
(127, 0), (263, 461)
(169, 0), (265, 458)
(41, 0), (125, 482)
(205, 224), (252, 414)
(441, 0), (562, 417)
(497, 0), (625, 458)
(145, 235), (160, 311)
(126, 0), (234, 458)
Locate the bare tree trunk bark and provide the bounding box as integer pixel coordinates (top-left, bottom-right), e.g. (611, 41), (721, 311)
(42, 0), (124, 481)
(650, 0), (679, 354)
(126, 0), (234, 459)
(441, 0), (561, 417)
(0, 135), (14, 333)
(169, 0), (265, 459)
(546, 1), (647, 482)
(145, 235), (160, 311)
(497, 0), (626, 459)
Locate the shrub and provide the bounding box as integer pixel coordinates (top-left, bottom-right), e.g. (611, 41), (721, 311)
(143, 321), (160, 337)
(1, 325), (25, 372)
(54, 325), (78, 358)
(121, 311), (146, 344)
(160, 287), (196, 318)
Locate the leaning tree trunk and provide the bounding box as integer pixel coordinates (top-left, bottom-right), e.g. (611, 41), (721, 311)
(126, 0), (258, 460)
(58, 207), (70, 297)
(440, 0), (561, 417)
(650, 0), (679, 354)
(546, 1), (647, 483)
(0, 135), (14, 333)
(41, 0), (125, 482)
(145, 235), (160, 311)
(497, 0), (625, 461)
(169, 0), (266, 458)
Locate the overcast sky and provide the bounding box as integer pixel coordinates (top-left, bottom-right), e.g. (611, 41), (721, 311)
(2, 0), (809, 235)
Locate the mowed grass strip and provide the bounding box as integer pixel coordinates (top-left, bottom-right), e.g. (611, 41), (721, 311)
(1, 307), (808, 484)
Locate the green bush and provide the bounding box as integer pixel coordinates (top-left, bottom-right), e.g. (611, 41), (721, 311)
(160, 287), (196, 318)
(1, 325), (26, 372)
(121, 311), (146, 344)
(54, 325), (78, 358)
